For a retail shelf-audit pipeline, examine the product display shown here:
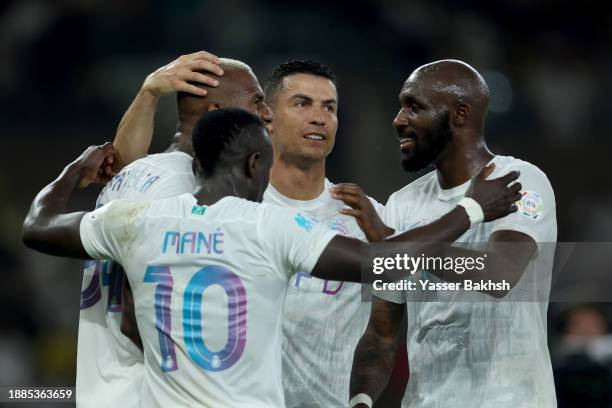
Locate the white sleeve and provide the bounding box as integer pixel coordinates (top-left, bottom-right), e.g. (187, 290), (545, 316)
(382, 191), (406, 235)
(79, 199), (150, 262)
(381, 195), (397, 230)
(367, 197), (385, 218)
(490, 163), (557, 246)
(257, 205), (339, 279)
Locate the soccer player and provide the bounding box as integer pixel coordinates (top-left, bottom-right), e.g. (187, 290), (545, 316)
(101, 58), (525, 407)
(262, 61), (390, 407)
(74, 51), (271, 407)
(110, 59), (391, 407)
(348, 60), (557, 408)
(23, 107), (521, 407)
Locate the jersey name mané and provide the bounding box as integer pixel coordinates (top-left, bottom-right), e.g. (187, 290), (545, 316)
(80, 194), (338, 407)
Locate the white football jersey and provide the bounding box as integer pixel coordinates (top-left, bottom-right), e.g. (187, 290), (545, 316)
(264, 179), (384, 408)
(79, 194), (339, 408)
(379, 155), (557, 408)
(76, 152), (196, 407)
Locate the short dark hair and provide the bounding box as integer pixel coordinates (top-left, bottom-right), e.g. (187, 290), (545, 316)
(192, 108), (265, 178)
(264, 60), (337, 104)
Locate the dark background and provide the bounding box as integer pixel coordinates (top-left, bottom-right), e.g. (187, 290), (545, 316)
(1, 0), (611, 406)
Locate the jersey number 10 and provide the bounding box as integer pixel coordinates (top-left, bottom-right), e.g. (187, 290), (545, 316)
(144, 264), (247, 373)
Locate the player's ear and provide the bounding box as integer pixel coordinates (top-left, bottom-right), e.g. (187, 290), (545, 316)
(453, 102), (469, 127)
(245, 152), (261, 179)
(207, 103), (221, 112)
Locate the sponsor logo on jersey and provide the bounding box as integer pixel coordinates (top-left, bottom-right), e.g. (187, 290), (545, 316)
(294, 213), (318, 232)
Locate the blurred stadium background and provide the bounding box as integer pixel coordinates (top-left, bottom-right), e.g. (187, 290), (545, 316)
(1, 0), (611, 406)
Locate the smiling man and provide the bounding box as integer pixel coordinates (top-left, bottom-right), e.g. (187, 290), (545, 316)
(349, 60), (557, 408)
(98, 58), (389, 407)
(263, 61), (389, 408)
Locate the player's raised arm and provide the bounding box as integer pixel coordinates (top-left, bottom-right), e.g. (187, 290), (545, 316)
(111, 51), (224, 171)
(22, 143), (115, 258)
(349, 296), (405, 408)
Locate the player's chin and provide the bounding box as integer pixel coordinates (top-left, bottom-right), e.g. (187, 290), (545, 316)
(299, 145), (331, 161)
(400, 153), (428, 173)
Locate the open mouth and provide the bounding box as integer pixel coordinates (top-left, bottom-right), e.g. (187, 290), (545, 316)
(303, 133), (326, 142)
(399, 136), (416, 150)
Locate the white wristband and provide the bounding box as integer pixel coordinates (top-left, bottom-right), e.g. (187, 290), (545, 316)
(457, 197), (484, 228)
(348, 393), (373, 408)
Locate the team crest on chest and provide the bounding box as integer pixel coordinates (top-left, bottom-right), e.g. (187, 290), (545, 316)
(328, 218), (350, 236)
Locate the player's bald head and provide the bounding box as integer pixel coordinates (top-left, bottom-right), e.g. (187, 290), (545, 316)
(403, 59), (490, 130)
(207, 58), (256, 105)
(177, 58), (263, 123)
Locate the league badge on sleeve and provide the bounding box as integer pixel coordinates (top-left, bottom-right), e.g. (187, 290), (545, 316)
(517, 191), (543, 220)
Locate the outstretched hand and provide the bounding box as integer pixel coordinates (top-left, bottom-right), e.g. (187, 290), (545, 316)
(465, 163), (522, 221)
(330, 183), (391, 242)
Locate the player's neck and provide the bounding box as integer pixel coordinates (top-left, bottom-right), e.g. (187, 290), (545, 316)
(165, 126), (194, 156)
(193, 176), (249, 206)
(269, 158), (326, 201)
(435, 139), (494, 189)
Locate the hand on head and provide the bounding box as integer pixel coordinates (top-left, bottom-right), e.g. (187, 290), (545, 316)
(142, 51), (224, 97)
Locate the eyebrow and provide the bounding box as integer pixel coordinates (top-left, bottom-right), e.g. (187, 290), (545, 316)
(400, 93), (421, 105)
(289, 94), (337, 105)
(289, 94), (313, 102)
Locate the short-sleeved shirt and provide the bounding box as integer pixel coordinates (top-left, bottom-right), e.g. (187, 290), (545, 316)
(76, 152), (196, 408)
(379, 155), (557, 408)
(79, 194), (338, 407)
(264, 179), (384, 407)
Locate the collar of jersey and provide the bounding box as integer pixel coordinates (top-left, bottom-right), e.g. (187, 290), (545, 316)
(183, 193), (237, 213)
(436, 179), (470, 201)
(435, 156), (498, 201)
(264, 178), (332, 210)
